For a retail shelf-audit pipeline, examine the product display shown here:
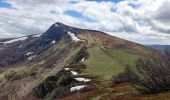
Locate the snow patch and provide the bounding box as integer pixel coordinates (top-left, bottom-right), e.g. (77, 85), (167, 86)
(70, 85), (87, 92)
(32, 34), (41, 37)
(67, 31), (80, 41)
(26, 52), (34, 56)
(38, 61), (45, 65)
(71, 71), (78, 75)
(55, 24), (59, 27)
(74, 77), (91, 82)
(3, 37), (28, 44)
(51, 40), (56, 44)
(64, 68), (70, 71)
(81, 58), (85, 61)
(28, 55), (36, 60)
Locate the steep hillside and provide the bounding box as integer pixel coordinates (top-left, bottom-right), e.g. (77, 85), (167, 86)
(0, 22), (162, 100)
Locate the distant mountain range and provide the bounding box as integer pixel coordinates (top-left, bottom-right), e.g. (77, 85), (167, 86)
(148, 45), (170, 51)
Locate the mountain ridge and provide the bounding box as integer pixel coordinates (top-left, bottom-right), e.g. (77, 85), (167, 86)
(0, 22), (163, 100)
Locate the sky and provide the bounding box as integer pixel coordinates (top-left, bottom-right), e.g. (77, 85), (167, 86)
(0, 0), (170, 45)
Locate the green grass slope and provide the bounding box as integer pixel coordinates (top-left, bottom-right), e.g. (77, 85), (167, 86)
(83, 45), (139, 80)
(105, 49), (139, 67)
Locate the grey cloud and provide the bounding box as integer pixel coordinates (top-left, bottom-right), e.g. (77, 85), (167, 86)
(150, 22), (170, 34)
(153, 0), (170, 24)
(147, 0), (170, 34)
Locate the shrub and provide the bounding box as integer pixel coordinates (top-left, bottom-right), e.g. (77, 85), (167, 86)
(33, 80), (57, 98)
(71, 46), (89, 64)
(32, 70), (78, 98)
(131, 56), (170, 94)
(60, 76), (77, 86)
(113, 50), (170, 94)
(165, 48), (170, 61)
(113, 65), (138, 84)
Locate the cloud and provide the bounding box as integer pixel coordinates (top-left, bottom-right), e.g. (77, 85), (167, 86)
(0, 0), (170, 44)
(153, 0), (170, 23)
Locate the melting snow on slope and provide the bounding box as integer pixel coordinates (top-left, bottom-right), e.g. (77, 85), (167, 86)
(38, 60), (45, 65)
(51, 40), (56, 44)
(32, 34), (41, 38)
(64, 68), (70, 71)
(71, 71), (78, 75)
(3, 37), (28, 44)
(74, 77), (91, 82)
(67, 31), (80, 41)
(26, 52), (34, 56)
(28, 55), (36, 60)
(70, 85), (87, 92)
(55, 24), (59, 27)
(81, 58), (85, 61)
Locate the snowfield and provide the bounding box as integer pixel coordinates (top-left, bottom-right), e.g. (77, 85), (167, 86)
(70, 85), (87, 92)
(32, 34), (41, 38)
(71, 71), (78, 75)
(2, 37), (28, 44)
(64, 68), (70, 71)
(55, 23), (59, 27)
(28, 55), (36, 60)
(51, 40), (56, 44)
(81, 58), (85, 61)
(74, 77), (91, 82)
(26, 52), (34, 56)
(67, 31), (80, 41)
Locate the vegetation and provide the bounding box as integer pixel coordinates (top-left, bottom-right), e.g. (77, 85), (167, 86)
(0, 66), (41, 82)
(84, 46), (122, 79)
(105, 49), (139, 67)
(132, 56), (170, 94)
(113, 65), (138, 84)
(113, 50), (170, 94)
(70, 46), (89, 64)
(32, 70), (80, 99)
(84, 46), (139, 79)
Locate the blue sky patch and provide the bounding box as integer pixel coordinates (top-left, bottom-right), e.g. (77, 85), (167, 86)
(128, 3), (140, 9)
(86, 0), (124, 3)
(64, 10), (96, 22)
(137, 21), (148, 27)
(111, 8), (117, 12)
(65, 10), (83, 18)
(0, 1), (13, 9)
(69, 1), (78, 4)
